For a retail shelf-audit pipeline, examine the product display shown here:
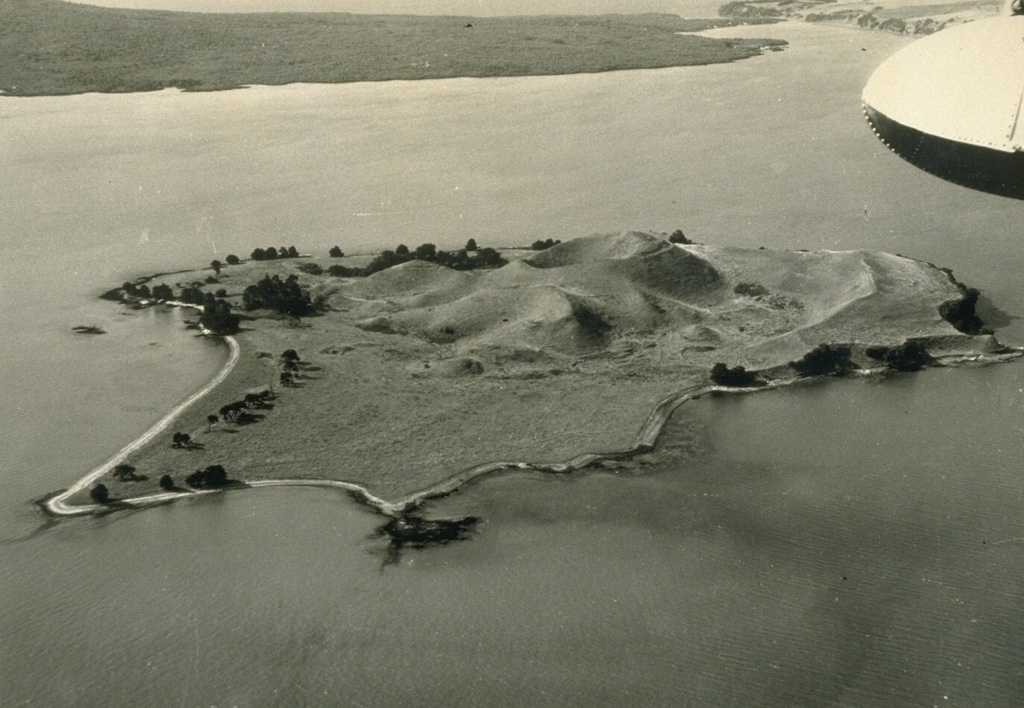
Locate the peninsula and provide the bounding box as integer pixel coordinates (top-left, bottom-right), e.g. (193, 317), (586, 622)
(49, 231), (1020, 517)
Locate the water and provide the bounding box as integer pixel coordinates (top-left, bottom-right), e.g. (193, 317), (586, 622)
(2, 21), (1023, 707)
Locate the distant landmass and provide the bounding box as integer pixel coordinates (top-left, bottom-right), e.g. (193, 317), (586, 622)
(719, 0), (1003, 35)
(0, 0), (784, 96)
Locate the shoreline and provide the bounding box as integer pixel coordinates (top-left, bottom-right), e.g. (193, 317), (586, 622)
(40, 319), (1022, 519)
(41, 315), (241, 516)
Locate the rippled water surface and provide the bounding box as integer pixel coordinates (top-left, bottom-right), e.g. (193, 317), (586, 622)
(2, 21), (1022, 707)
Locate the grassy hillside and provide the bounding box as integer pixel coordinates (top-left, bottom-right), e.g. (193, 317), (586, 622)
(0, 0), (782, 96)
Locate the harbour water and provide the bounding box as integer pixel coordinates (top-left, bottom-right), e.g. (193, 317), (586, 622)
(2, 21), (1022, 707)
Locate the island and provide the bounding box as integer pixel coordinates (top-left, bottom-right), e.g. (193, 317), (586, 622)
(45, 231), (1021, 522)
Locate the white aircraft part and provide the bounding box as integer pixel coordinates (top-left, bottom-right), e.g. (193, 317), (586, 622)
(862, 16), (1024, 154)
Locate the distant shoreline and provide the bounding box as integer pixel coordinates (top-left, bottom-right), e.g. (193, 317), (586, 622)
(0, 0), (783, 97)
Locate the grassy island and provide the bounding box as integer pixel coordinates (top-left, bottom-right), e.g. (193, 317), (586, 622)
(51, 231), (1020, 516)
(0, 0), (784, 96)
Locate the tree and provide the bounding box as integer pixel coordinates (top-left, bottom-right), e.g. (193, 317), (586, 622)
(151, 283), (174, 301)
(669, 230), (692, 244)
(159, 475), (175, 491)
(465, 238), (478, 251)
(395, 244), (410, 256)
(211, 259), (222, 275)
(790, 344), (856, 377)
(199, 298), (240, 335)
(710, 363), (761, 387)
(329, 246), (344, 258)
(474, 247), (505, 268)
(865, 341), (935, 372)
(178, 286), (205, 305)
(90, 484), (110, 504)
(287, 246), (300, 258)
(206, 414), (218, 432)
(251, 247), (266, 261)
(531, 238), (561, 251)
(414, 243), (437, 260)
(281, 349), (300, 364)
(171, 432), (192, 449)
(242, 274), (314, 317)
(225, 254), (240, 265)
(185, 465), (229, 489)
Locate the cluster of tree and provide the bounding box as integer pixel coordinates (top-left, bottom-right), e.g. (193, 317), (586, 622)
(185, 465), (230, 489)
(199, 297), (240, 335)
(710, 363), (763, 387)
(218, 388), (274, 424)
(251, 246), (301, 261)
(531, 238), (561, 250)
(151, 283), (175, 300)
(328, 242), (506, 278)
(668, 230), (692, 245)
(789, 343), (856, 377)
(242, 274), (314, 317)
(329, 246), (345, 258)
(177, 284), (207, 305)
(121, 281), (153, 299)
(279, 349), (301, 386)
(297, 262), (324, 275)
(865, 341), (935, 372)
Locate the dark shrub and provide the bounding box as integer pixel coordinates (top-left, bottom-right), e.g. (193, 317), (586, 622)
(939, 288), (989, 335)
(865, 341), (936, 372)
(531, 238), (561, 251)
(90, 484), (110, 504)
(733, 282), (769, 298)
(710, 363), (762, 387)
(199, 298), (240, 335)
(185, 465), (229, 489)
(790, 344), (856, 377)
(297, 262), (323, 275)
(151, 283), (174, 301)
(668, 230), (692, 244)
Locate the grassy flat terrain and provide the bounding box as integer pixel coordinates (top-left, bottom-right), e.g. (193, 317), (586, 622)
(0, 0), (782, 96)
(78, 232), (1014, 506)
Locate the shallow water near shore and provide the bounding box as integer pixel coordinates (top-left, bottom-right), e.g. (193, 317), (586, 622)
(2, 20), (1023, 707)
